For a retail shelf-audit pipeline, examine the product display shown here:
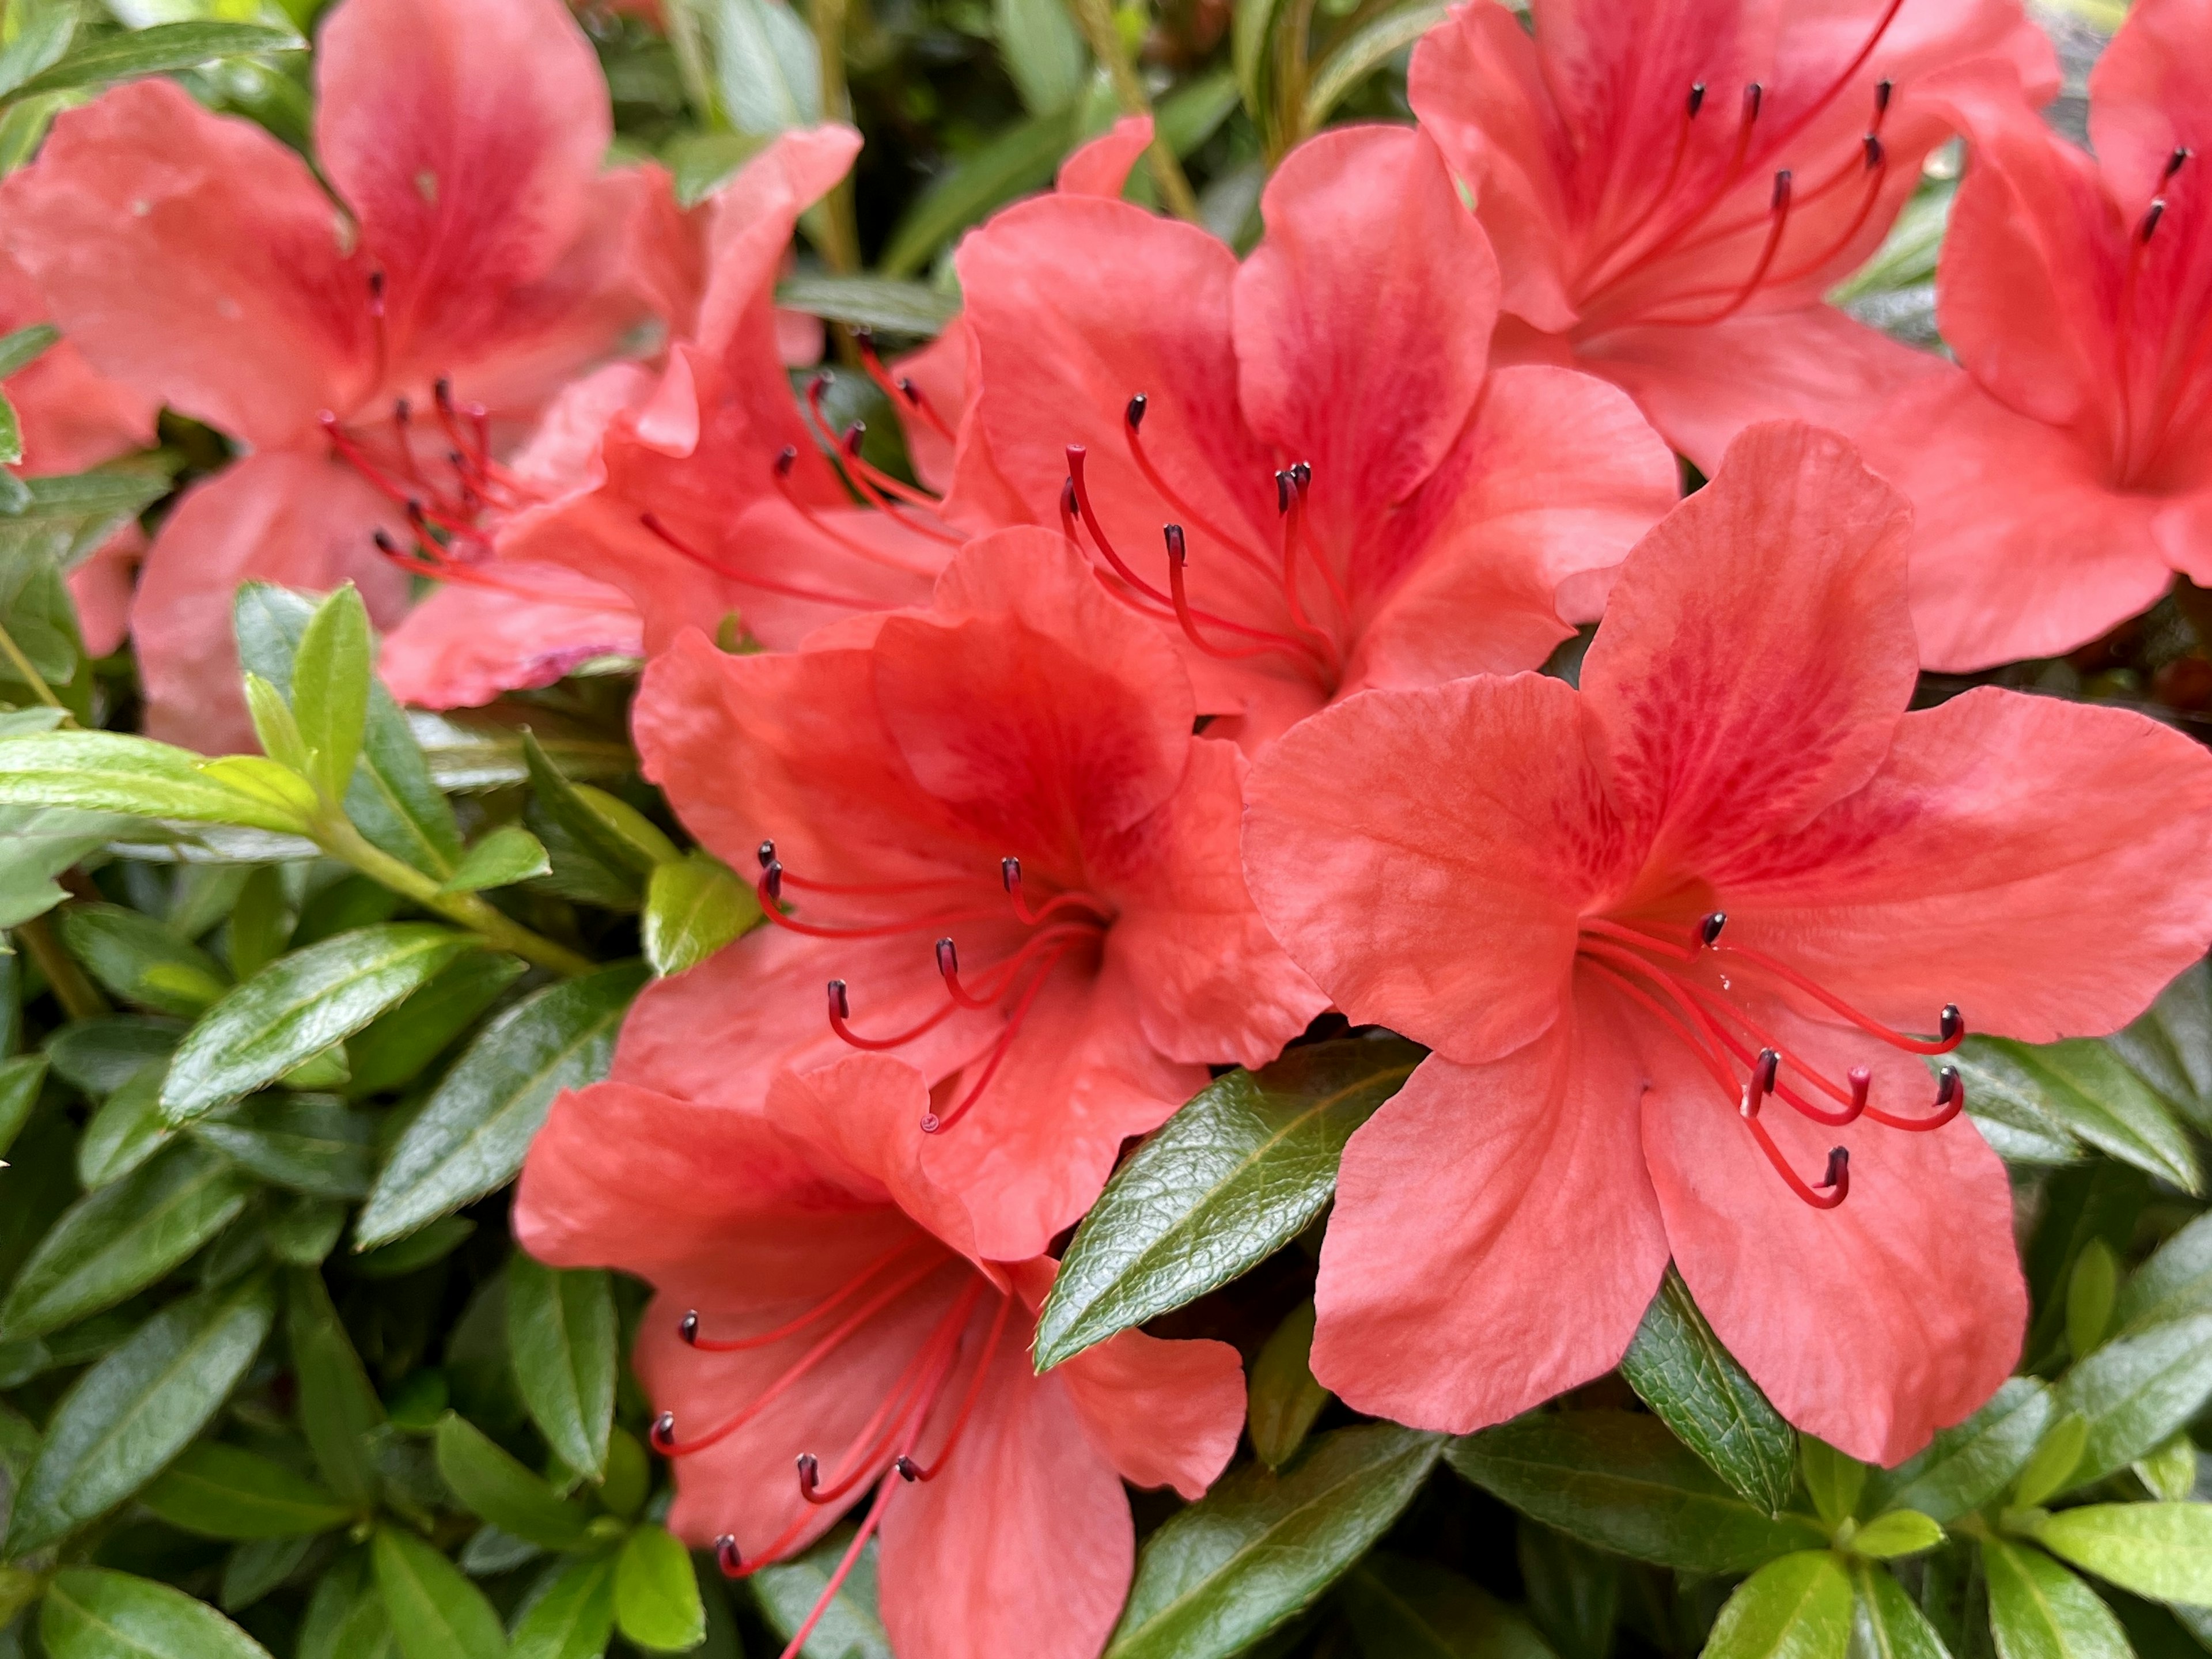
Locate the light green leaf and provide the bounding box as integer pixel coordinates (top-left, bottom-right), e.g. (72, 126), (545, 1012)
(2014, 1416), (2089, 1510)
(58, 903), (230, 1017)
(2058, 1313), (2212, 1488)
(1340, 1552), (1556, 1659)
(1622, 1264), (1796, 1517)
(1037, 1037), (1421, 1369)
(243, 673), (310, 777)
(0, 471), (167, 571)
(991, 0), (1086, 112)
(1703, 1552), (1853, 1659)
(698, 0), (819, 132)
(524, 733), (674, 878)
(0, 729), (310, 834)
(139, 1441), (353, 1539)
(1963, 1036), (2200, 1193)
(1981, 1538), (2131, 1659)
(1247, 1300), (1330, 1472)
(511, 1552), (618, 1659)
(40, 1566), (272, 1659)
(1232, 0), (1280, 118)
(1847, 1512), (1944, 1560)
(1804, 1440), (1868, 1532)
(441, 824), (551, 893)
(2036, 1503), (2212, 1605)
(291, 585), (373, 804)
(751, 1526), (889, 1657)
(774, 274), (959, 338)
(616, 1524), (706, 1653)
(2135, 1433), (2198, 1502)
(1866, 1378), (2056, 1525)
(0, 804), (130, 930)
(355, 961), (647, 1248)
(642, 852), (758, 978)
(0, 325), (58, 381)
(506, 1256), (615, 1483)
(1107, 1424), (1444, 1659)
(2067, 1241), (2119, 1359)
(372, 1524), (508, 1659)
(1300, 0), (1448, 130)
(0, 391), (18, 468)
(160, 925), (480, 1124)
(1849, 1561), (1950, 1659)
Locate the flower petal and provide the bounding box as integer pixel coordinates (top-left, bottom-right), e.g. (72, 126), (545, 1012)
(1048, 1283), (1244, 1497)
(1056, 115), (1153, 198)
(377, 566), (642, 710)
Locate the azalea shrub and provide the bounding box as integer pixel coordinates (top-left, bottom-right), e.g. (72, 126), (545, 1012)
(2, 0), (2212, 1657)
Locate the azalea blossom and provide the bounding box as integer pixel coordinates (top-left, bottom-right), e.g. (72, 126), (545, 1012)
(1408, 0), (2056, 469)
(1242, 423), (2212, 1463)
(1852, 0), (2212, 669)
(0, 0), (692, 746)
(950, 122), (1678, 748)
(615, 526), (1325, 1261)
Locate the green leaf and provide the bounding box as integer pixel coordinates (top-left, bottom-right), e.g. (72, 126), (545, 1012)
(0, 7), (67, 113)
(342, 950), (525, 1099)
(160, 925), (480, 1124)
(267, 1194), (347, 1267)
(0, 729), (311, 834)
(235, 584), (461, 878)
(774, 274), (960, 338)
(2135, 1433), (2198, 1502)
(0, 471), (167, 571)
(1702, 1552), (1853, 1659)
(2107, 959), (2212, 1132)
(991, 0), (1086, 113)
(0, 804), (130, 930)
(243, 673), (311, 777)
(0, 1140), (250, 1338)
(1804, 1440), (1868, 1531)
(139, 1441), (353, 1539)
(372, 1524), (508, 1659)
(751, 1525), (889, 1656)
(287, 1268), (385, 1507)
(2036, 1504), (2212, 1605)
(642, 851), (760, 977)
(1247, 1300), (1330, 1472)
(1963, 1036), (2200, 1193)
(2067, 1241), (2119, 1359)
(1849, 1562), (1950, 1659)
(2114, 1211), (2212, 1334)
(599, 1430), (647, 1521)
(0, 325), (57, 381)
(0, 1054), (44, 1162)
(1621, 1264), (1796, 1517)
(58, 903), (230, 1017)
(192, 1096), (377, 1199)
(511, 1552), (619, 1659)
(524, 733), (674, 881)
(75, 1062), (175, 1188)
(355, 961), (648, 1248)
(222, 1533), (313, 1612)
(442, 824), (551, 893)
(1232, 0), (1280, 119)
(1866, 1378), (2057, 1525)
(2014, 1416), (2089, 1510)
(0, 390), (18, 468)
(2058, 1313), (2212, 1488)
(198, 756), (321, 821)
(1444, 1412), (1828, 1576)
(1340, 1552), (1557, 1659)
(1981, 1537), (2131, 1659)
(433, 1413), (592, 1550)
(879, 106), (1079, 276)
(40, 1566), (272, 1659)
(506, 1256), (616, 1483)
(8, 1276), (274, 1555)
(290, 585), (373, 804)
(1107, 1423), (1444, 1659)
(616, 1524), (706, 1653)
(699, 0), (819, 132)
(1300, 0), (1449, 129)
(1848, 1512), (1945, 1560)
(1037, 1037), (1421, 1369)
(303, 1555), (401, 1659)
(353, 1215), (475, 1278)
(41, 1015), (180, 1097)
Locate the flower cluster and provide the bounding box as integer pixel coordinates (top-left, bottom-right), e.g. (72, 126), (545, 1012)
(5, 0), (2212, 1654)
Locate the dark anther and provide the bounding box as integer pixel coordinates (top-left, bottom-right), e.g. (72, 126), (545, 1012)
(1686, 81), (1706, 118)
(1291, 460), (1311, 488)
(1863, 134), (1885, 171)
(1060, 477), (1078, 517)
(367, 270), (386, 306)
(796, 1452), (820, 1497)
(827, 979), (850, 1020)
(714, 1536), (743, 1577)
(842, 422), (867, 456)
(1743, 82), (1763, 122)
(2143, 199), (2167, 242)
(894, 1456), (924, 1481)
(1873, 77), (1893, 115)
(1934, 1065), (1961, 1108)
(434, 376), (454, 408)
(1699, 911), (1728, 946)
(1002, 855), (1021, 891)
(775, 445), (798, 478)
(393, 396), (411, 425)
(679, 1310), (701, 1346)
(1771, 169), (1794, 210)
(372, 529), (401, 555)
(763, 861), (784, 903)
(936, 937), (959, 977)
(1277, 470), (1294, 514)
(1754, 1048), (1780, 1093)
(896, 375), (922, 404)
(405, 498), (428, 525)
(757, 840), (777, 869)
(2166, 146), (2192, 181)
(650, 1412), (677, 1453)
(1938, 1004), (1963, 1043)
(1820, 1146), (1850, 1193)
(1125, 393), (1149, 431)
(1164, 523), (1187, 563)
(852, 325), (876, 353)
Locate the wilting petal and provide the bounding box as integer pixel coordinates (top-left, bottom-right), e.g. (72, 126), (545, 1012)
(378, 566), (642, 709)
(1310, 999), (1668, 1432)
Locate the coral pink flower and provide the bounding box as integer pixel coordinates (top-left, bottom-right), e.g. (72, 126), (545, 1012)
(952, 123), (1678, 749)
(1243, 423), (2212, 1464)
(1851, 0), (2212, 669)
(517, 1054), (1244, 1659)
(0, 0), (691, 747)
(618, 526), (1325, 1261)
(1408, 0), (2055, 469)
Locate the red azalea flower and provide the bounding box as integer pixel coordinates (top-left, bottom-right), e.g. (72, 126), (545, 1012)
(1242, 423), (2212, 1464)
(1408, 0), (2055, 469)
(0, 0), (692, 747)
(951, 123), (1679, 749)
(618, 526), (1325, 1260)
(1853, 0), (2212, 669)
(516, 1054), (1244, 1659)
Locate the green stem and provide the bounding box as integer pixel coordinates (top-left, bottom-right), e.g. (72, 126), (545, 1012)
(1065, 0), (1203, 222)
(317, 817), (597, 978)
(813, 0), (862, 278)
(0, 616), (63, 714)
(16, 914), (108, 1020)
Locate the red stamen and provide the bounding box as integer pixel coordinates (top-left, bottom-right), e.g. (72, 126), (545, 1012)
(1862, 1063), (1964, 1131)
(638, 510), (888, 609)
(919, 941), (1073, 1134)
(766, 448), (945, 578)
(1122, 394), (1274, 581)
(1709, 937), (1963, 1054)
(679, 1239), (926, 1354)
(827, 976), (965, 1050)
(894, 1290), (1012, 1482)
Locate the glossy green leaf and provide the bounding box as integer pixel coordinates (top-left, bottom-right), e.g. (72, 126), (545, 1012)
(44, 1016), (183, 1096)
(302, 1555), (400, 1659)
(1865, 1378), (2056, 1525)
(75, 1062), (174, 1188)
(0, 1054), (43, 1162)
(372, 1524), (508, 1659)
(990, 0), (1086, 113)
(161, 926), (480, 1124)
(1964, 1036), (2200, 1193)
(1982, 1538), (2131, 1659)
(512, 1552), (619, 1659)
(506, 1255), (616, 1482)
(775, 273), (960, 337)
(1622, 1264), (1796, 1517)
(192, 1096), (377, 1199)
(1037, 1037), (1421, 1369)
(1516, 1524), (1617, 1659)
(434, 1413), (592, 1550)
(642, 851), (759, 978)
(2107, 959), (2212, 1132)
(1703, 1552), (1853, 1659)
(616, 1524), (706, 1653)
(1107, 1423), (1444, 1659)
(353, 1215), (475, 1279)
(1848, 1512), (1945, 1559)
(139, 1441), (353, 1539)
(1232, 0), (1279, 118)
(0, 729), (310, 834)
(442, 824), (551, 893)
(5, 21), (300, 103)
(40, 1566), (272, 1659)
(8, 1276), (274, 1554)
(2115, 1211), (2212, 1334)
(243, 672), (311, 775)
(1340, 1552), (1557, 1659)
(222, 1533), (313, 1612)
(752, 1525), (889, 1656)
(1849, 1561), (1950, 1659)
(355, 961), (647, 1247)
(1248, 1300), (1330, 1472)
(1803, 1440), (1868, 1531)
(2067, 1241), (2119, 1358)
(342, 950), (524, 1099)
(1, 1139), (249, 1338)
(2058, 1313), (2212, 1488)
(524, 732), (672, 884)
(290, 585), (373, 804)
(58, 903), (230, 1018)
(2036, 1504), (2212, 1605)
(1445, 1412), (1828, 1576)
(287, 1268), (385, 1507)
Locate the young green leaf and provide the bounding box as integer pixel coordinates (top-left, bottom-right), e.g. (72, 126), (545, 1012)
(291, 585), (373, 803)
(1802, 1439), (1867, 1531)
(1981, 1537), (2131, 1659)
(1846, 1511), (1944, 1559)
(1106, 1424), (1444, 1659)
(524, 730), (674, 880)
(1700, 1551), (1852, 1659)
(40, 1566), (273, 1659)
(0, 325), (59, 379)
(2067, 1241), (2119, 1359)
(2056, 1313), (2212, 1488)
(372, 1524), (508, 1659)
(1248, 1300), (1331, 1472)
(198, 755), (322, 822)
(57, 902), (232, 1017)
(160, 925), (481, 1124)
(1037, 1037), (1422, 1369)
(642, 851), (760, 976)
(2135, 1433), (2199, 1501)
(355, 961), (647, 1248)
(1621, 1264), (1796, 1517)
(74, 1061), (175, 1188)
(0, 389), (21, 468)
(433, 1412), (593, 1550)
(1864, 1378), (2056, 1524)
(1849, 1562), (1949, 1659)
(506, 1255), (616, 1482)
(616, 1524), (706, 1653)
(286, 1268), (385, 1507)
(2035, 1503), (2212, 1605)
(1445, 1412), (1828, 1576)
(1339, 1552), (1557, 1659)
(599, 1429), (649, 1521)
(191, 1096), (377, 1199)
(0, 729), (315, 833)
(139, 1441), (353, 1539)
(2015, 1415), (2090, 1510)
(8, 1276), (275, 1553)
(4, 20), (301, 103)
(511, 1551), (620, 1659)
(242, 672), (311, 776)
(441, 823), (551, 893)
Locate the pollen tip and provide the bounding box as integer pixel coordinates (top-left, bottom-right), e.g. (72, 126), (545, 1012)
(1699, 911), (1728, 946)
(371, 529), (400, 553)
(1821, 1145), (1850, 1194)
(1164, 522), (1186, 562)
(1754, 1047), (1779, 1091)
(1874, 77), (1893, 112)
(1687, 80), (1705, 117)
(763, 861), (783, 903)
(827, 979), (850, 1020)
(842, 422), (866, 456)
(936, 937), (959, 976)
(1863, 133), (1885, 170)
(894, 1456), (923, 1482)
(1124, 393), (1148, 431)
(649, 1412), (677, 1453)
(757, 839), (777, 869)
(392, 397), (411, 423)
(852, 324), (875, 350)
(1771, 168), (1793, 209)
(714, 1536), (743, 1577)
(2143, 199), (2167, 241)
(1276, 470), (1293, 514)
(1938, 1003), (1963, 1043)
(1743, 81), (1763, 120)
(2167, 145), (2192, 180)
(796, 1452), (820, 1495)
(1001, 855), (1021, 891)
(1292, 460), (1311, 489)
(1935, 1063), (1961, 1107)
(434, 374), (453, 403)
(774, 445), (798, 478)
(679, 1309), (700, 1346)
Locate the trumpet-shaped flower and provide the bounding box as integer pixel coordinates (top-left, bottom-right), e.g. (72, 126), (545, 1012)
(1242, 423), (2212, 1463)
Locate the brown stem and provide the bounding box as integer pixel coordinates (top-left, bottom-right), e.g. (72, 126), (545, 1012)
(16, 914), (108, 1020)
(1065, 0), (1203, 222)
